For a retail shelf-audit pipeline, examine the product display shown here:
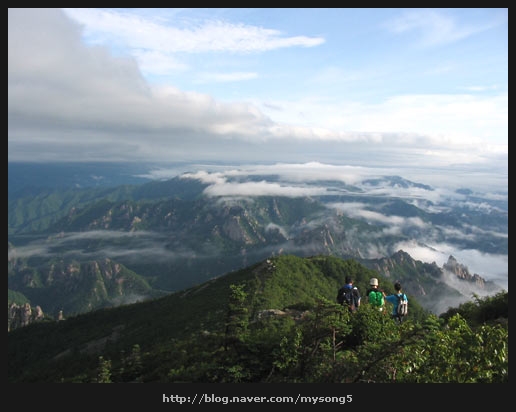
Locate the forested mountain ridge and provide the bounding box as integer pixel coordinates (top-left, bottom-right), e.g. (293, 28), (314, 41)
(8, 242), (166, 323)
(7, 254), (508, 383)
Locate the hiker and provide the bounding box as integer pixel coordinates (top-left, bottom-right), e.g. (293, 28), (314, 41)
(366, 277), (385, 312)
(384, 281), (408, 324)
(336, 275), (361, 312)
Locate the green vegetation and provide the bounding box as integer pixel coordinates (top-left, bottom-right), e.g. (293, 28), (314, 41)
(8, 256), (165, 317)
(8, 289), (30, 306)
(7, 255), (507, 383)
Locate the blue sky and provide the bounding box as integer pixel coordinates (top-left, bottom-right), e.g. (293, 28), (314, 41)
(62, 8), (508, 136)
(8, 8), (508, 189)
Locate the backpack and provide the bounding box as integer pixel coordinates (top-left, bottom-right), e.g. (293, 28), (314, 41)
(337, 286), (357, 312)
(395, 294), (408, 317)
(368, 290), (384, 307)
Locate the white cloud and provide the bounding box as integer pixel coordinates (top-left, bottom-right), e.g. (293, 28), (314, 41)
(203, 180), (328, 198)
(65, 9), (325, 53)
(265, 223), (289, 239)
(260, 93), (508, 146)
(182, 170), (228, 185)
(9, 230), (200, 263)
(384, 9), (503, 47)
(171, 162), (507, 196)
(326, 202), (428, 229)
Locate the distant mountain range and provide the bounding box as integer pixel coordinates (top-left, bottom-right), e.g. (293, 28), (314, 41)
(8, 162), (507, 324)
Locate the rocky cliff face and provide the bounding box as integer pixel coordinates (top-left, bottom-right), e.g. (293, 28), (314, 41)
(443, 255), (486, 287)
(366, 250), (491, 292)
(364, 250), (441, 296)
(8, 302), (45, 331)
(8, 256), (159, 319)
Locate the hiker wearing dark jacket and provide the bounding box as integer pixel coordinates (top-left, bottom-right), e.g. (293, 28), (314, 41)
(336, 275), (361, 312)
(385, 281), (408, 323)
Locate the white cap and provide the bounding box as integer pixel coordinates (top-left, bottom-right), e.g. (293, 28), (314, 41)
(370, 278), (378, 286)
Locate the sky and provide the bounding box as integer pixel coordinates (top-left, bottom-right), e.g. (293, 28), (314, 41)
(8, 8), (508, 179)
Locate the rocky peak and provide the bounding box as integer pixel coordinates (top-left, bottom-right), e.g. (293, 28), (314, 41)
(8, 302), (45, 331)
(443, 255), (485, 287)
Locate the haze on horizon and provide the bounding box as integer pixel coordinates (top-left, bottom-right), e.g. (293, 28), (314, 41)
(8, 8), (507, 189)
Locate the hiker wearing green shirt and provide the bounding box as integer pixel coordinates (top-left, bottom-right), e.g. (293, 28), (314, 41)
(366, 277), (385, 312)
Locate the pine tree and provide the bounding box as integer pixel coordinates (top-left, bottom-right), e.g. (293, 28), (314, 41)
(95, 356), (112, 383)
(224, 284), (249, 351)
